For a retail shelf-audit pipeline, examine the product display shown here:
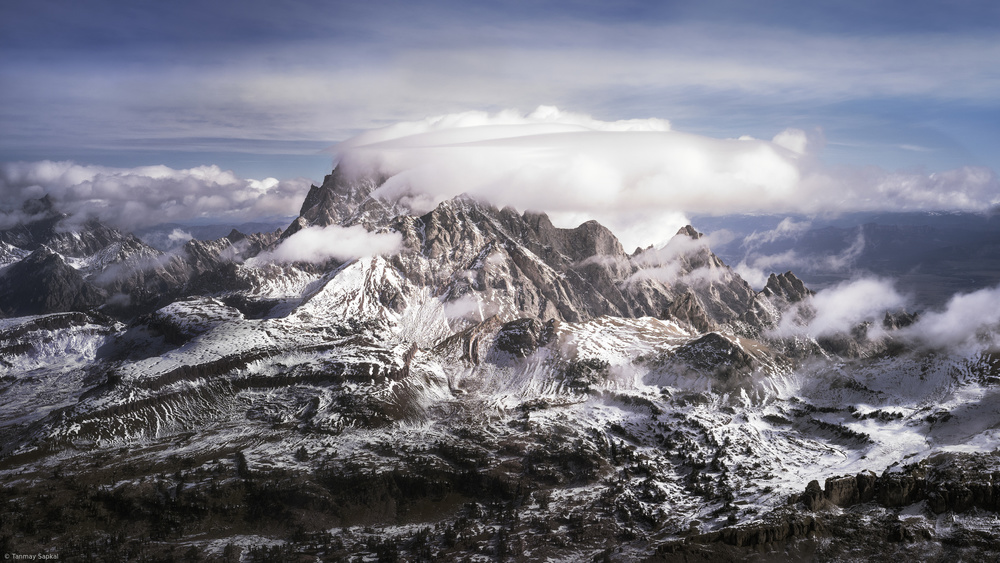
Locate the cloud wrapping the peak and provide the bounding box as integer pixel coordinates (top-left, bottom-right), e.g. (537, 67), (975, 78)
(623, 229), (737, 287)
(0, 160), (313, 230)
(332, 107), (1000, 248)
(338, 108), (802, 216)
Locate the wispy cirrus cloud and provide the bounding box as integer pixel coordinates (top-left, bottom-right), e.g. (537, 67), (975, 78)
(733, 223), (868, 289)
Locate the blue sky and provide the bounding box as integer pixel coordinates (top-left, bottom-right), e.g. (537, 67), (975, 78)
(1, 0), (998, 183)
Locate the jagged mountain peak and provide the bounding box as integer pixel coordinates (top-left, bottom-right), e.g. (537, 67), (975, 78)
(676, 224), (704, 239)
(0, 166), (804, 338)
(555, 219), (626, 264)
(269, 168), (781, 330)
(0, 245), (106, 317)
(763, 270), (813, 303)
(0, 167), (803, 336)
(740, 270), (817, 337)
(24, 243), (57, 260)
(21, 194), (57, 216)
(282, 166), (395, 238)
(285, 166), (629, 270)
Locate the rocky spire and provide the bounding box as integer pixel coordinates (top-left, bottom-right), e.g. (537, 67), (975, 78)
(676, 224), (704, 239)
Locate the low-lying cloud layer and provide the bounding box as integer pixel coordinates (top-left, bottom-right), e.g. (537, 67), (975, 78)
(254, 225), (403, 264)
(902, 286), (1000, 349)
(767, 274), (1000, 352)
(772, 278), (907, 340)
(334, 107), (999, 249)
(0, 161), (312, 230)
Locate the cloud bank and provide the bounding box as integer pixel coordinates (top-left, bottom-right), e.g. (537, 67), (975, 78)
(333, 107), (1000, 249)
(0, 161), (312, 230)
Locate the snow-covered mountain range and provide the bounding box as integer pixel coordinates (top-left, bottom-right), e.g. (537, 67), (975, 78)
(2, 168), (1000, 561)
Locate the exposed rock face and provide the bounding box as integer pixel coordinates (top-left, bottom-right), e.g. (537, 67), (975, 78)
(434, 315), (505, 365)
(226, 228), (246, 243)
(800, 452), (1000, 514)
(877, 471), (923, 508)
(668, 332), (757, 382)
(0, 169), (777, 337)
(0, 195), (292, 318)
(8, 168), (1000, 561)
(801, 479), (826, 511)
(764, 271), (813, 303)
(676, 224), (703, 240)
(822, 471), (877, 507)
(84, 236), (184, 310)
(740, 270), (814, 336)
(492, 317), (559, 359)
(0, 197), (125, 258)
(281, 167), (397, 238)
(816, 328), (867, 359)
(0, 247), (105, 316)
(412, 209), (756, 327)
(290, 168), (368, 231)
(883, 310), (918, 330)
(656, 453), (1000, 561)
(648, 225), (758, 330)
(657, 512), (826, 555)
(856, 470), (878, 503)
(663, 290), (713, 333)
(715, 514), (825, 548)
(181, 233), (279, 295)
(278, 171), (763, 329)
(391, 195), (651, 323)
(494, 318), (546, 358)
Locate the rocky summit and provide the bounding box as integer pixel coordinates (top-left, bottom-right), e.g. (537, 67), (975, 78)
(1, 167), (1000, 561)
